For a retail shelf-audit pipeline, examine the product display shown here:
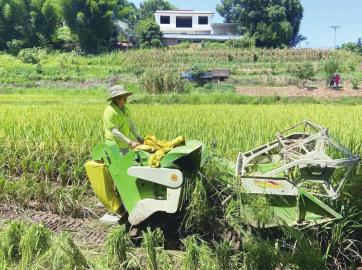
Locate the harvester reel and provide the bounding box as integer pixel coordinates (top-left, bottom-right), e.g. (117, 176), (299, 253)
(235, 120), (360, 227)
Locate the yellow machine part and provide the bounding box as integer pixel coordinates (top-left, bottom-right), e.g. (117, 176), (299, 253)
(85, 161), (122, 213)
(135, 135), (185, 167)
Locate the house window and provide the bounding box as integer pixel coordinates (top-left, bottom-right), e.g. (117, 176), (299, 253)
(176, 16), (192, 28)
(160, 16), (170, 24)
(198, 16), (208, 25)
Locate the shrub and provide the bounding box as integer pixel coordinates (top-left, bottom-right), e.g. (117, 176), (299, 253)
(290, 62), (315, 81)
(351, 78), (359, 89)
(227, 34), (256, 48)
(18, 48), (40, 64)
(6, 39), (25, 56)
(140, 68), (185, 94)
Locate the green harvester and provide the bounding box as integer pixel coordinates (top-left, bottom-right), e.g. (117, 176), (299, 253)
(86, 121), (360, 227)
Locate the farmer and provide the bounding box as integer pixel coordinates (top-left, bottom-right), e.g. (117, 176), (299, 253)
(334, 74), (341, 89)
(103, 85), (144, 155)
(329, 75), (335, 88)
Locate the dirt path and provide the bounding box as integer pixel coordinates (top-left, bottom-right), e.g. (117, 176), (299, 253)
(237, 85), (362, 98)
(0, 203), (110, 246)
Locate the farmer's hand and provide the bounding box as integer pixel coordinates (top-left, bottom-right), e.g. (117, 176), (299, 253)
(129, 141), (141, 148)
(137, 136), (144, 144)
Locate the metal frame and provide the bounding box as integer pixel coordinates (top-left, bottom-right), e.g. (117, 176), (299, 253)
(236, 120), (360, 199)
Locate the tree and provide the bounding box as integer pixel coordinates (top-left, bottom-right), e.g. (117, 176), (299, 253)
(139, 0), (176, 19)
(61, 0), (116, 53)
(216, 0), (304, 48)
(0, 0), (59, 50)
(135, 17), (163, 48)
(339, 39), (362, 55)
(115, 0), (138, 27)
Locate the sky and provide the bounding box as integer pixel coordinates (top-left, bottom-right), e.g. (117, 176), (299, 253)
(130, 0), (362, 48)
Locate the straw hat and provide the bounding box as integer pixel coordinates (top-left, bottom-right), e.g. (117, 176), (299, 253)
(107, 85), (133, 101)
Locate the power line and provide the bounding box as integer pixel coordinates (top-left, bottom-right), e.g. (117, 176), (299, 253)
(330, 26), (341, 49)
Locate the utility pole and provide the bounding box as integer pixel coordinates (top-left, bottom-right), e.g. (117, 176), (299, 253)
(330, 26), (341, 49)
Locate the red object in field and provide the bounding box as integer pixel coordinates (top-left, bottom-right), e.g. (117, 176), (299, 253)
(335, 74), (341, 84)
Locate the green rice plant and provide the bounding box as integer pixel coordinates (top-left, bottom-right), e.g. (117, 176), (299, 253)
(106, 224), (135, 269)
(142, 227), (164, 270)
(19, 224), (51, 269)
(181, 235), (217, 270)
(242, 232), (279, 270)
(182, 176), (211, 232)
(0, 221), (26, 264)
(181, 235), (200, 270)
(281, 227), (326, 270)
(35, 233), (89, 270)
(214, 239), (236, 270)
(319, 208), (362, 270)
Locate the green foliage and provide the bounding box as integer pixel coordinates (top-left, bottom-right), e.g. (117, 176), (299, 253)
(17, 48), (41, 64)
(339, 38), (362, 55)
(61, 0), (116, 53)
(6, 39), (25, 55)
(187, 66), (207, 85)
(139, 67), (185, 94)
(214, 239), (238, 270)
(52, 26), (78, 50)
(0, 0), (59, 50)
(217, 0), (304, 47)
(115, 0), (138, 27)
(227, 34), (256, 48)
(282, 228), (327, 270)
(136, 18), (163, 48)
(139, 0), (176, 19)
(243, 233), (279, 270)
(352, 78), (359, 89)
(290, 61), (315, 81)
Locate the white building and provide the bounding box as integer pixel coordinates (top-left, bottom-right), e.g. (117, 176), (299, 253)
(155, 10), (241, 45)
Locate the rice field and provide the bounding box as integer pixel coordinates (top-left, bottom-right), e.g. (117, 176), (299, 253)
(1, 92), (361, 183)
(0, 47), (361, 269)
